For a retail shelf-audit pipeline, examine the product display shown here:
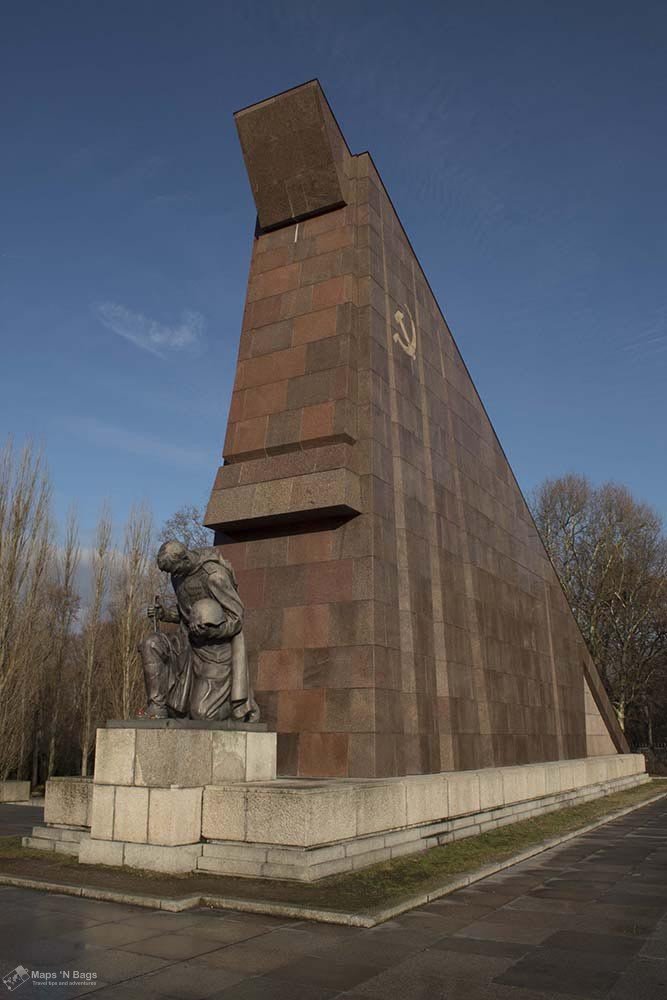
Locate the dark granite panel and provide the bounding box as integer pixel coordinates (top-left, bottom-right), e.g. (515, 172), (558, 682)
(235, 81), (350, 231)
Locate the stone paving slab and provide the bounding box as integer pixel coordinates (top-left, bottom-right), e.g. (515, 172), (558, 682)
(0, 795), (666, 999)
(0, 803), (44, 836)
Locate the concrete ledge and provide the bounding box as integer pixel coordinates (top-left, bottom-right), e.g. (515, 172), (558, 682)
(198, 754), (647, 880)
(206, 467), (362, 533)
(199, 773), (649, 880)
(39, 751), (647, 879)
(202, 754), (645, 846)
(0, 781), (31, 803)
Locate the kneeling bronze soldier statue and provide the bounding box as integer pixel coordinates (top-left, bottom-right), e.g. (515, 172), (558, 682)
(139, 540), (259, 722)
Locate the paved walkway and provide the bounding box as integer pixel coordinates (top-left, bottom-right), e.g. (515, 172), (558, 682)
(0, 803), (44, 837)
(1, 797), (666, 1000)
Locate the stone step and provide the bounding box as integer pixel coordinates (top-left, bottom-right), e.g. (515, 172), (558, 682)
(30, 825), (86, 843)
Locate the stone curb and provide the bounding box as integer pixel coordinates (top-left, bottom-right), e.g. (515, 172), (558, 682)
(201, 894), (372, 926)
(0, 873), (201, 911)
(2, 786), (666, 926)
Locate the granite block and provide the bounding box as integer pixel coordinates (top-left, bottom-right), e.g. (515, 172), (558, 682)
(0, 780), (31, 803)
(44, 777), (93, 827)
(114, 786), (149, 843)
(148, 786), (202, 846)
(90, 784), (115, 841)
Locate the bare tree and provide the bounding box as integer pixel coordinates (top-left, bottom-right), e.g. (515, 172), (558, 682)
(530, 475), (667, 738)
(158, 504), (212, 550)
(107, 506), (154, 719)
(0, 447), (219, 781)
(43, 508), (81, 780)
(78, 506), (113, 776)
(0, 440), (53, 780)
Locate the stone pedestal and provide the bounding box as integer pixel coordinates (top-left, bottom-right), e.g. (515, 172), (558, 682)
(23, 776), (92, 856)
(45, 776), (93, 826)
(27, 750), (647, 878)
(0, 780), (31, 803)
(79, 723), (277, 874)
(197, 753), (648, 881)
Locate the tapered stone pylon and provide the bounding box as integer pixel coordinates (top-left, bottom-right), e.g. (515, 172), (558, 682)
(205, 80), (627, 778)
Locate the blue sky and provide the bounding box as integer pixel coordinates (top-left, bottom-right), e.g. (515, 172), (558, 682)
(2, 0), (665, 546)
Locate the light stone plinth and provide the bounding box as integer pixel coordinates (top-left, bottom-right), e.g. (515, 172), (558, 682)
(0, 780), (31, 803)
(199, 757), (649, 881)
(202, 772), (649, 883)
(201, 753), (648, 851)
(80, 725), (275, 874)
(64, 745), (649, 879)
(198, 753), (648, 880)
(93, 727), (276, 787)
(45, 777), (93, 826)
(27, 777), (93, 858)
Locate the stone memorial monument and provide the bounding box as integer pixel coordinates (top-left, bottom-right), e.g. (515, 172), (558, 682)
(139, 540), (259, 723)
(204, 80), (628, 779)
(28, 81), (647, 878)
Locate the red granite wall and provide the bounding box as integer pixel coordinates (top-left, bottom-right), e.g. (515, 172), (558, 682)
(205, 81), (627, 777)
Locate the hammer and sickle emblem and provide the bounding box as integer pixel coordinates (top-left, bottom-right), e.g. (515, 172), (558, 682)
(393, 305), (417, 360)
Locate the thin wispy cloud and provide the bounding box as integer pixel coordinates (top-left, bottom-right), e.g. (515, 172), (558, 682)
(95, 302), (205, 358)
(63, 416), (211, 470)
(622, 306), (667, 360)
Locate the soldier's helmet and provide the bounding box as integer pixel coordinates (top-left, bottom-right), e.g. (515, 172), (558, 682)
(190, 597), (225, 628)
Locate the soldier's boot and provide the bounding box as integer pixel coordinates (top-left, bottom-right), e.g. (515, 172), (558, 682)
(137, 633), (171, 718)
